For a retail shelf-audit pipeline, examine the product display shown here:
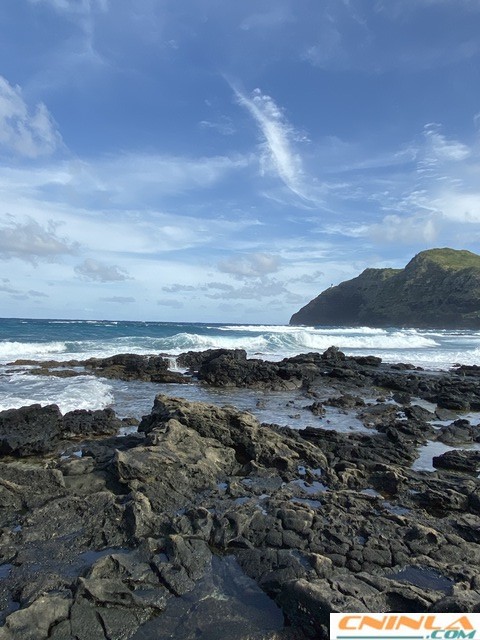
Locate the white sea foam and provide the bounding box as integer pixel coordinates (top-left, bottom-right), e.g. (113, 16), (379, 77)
(218, 324), (389, 335)
(0, 374), (114, 413)
(0, 341), (68, 362)
(141, 328), (437, 358)
(217, 324), (307, 333)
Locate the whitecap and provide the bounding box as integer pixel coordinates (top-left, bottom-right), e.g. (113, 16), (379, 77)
(0, 341), (67, 363)
(0, 374), (114, 413)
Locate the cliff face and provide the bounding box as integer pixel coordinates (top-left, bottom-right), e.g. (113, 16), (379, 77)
(290, 248), (480, 328)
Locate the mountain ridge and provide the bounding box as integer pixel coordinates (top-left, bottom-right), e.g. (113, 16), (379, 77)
(289, 248), (480, 329)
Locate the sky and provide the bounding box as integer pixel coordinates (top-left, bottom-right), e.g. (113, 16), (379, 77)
(0, 0), (480, 323)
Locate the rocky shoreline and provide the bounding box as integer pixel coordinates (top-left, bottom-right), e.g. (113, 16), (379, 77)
(2, 348), (480, 639)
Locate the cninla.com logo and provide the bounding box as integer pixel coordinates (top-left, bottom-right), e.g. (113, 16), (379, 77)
(330, 614), (480, 640)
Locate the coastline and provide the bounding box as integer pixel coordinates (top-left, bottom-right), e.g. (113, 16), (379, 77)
(2, 347), (480, 638)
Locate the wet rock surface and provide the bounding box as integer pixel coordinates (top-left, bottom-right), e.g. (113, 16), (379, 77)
(10, 353), (189, 384)
(2, 348), (480, 638)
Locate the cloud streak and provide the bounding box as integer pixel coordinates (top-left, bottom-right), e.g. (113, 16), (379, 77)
(0, 76), (62, 158)
(232, 85), (313, 201)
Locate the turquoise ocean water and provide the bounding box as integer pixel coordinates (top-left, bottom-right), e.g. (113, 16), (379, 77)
(0, 317), (479, 424)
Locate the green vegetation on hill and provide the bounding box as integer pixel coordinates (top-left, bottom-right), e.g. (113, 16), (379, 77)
(290, 248), (480, 329)
(413, 248), (480, 270)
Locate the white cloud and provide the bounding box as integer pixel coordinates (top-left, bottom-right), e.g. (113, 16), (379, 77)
(81, 152), (249, 203)
(232, 85), (312, 201)
(74, 258), (131, 282)
(434, 191), (480, 223)
(157, 298), (184, 309)
(29, 0), (108, 12)
(291, 270), (325, 284)
(370, 214), (439, 245)
(0, 216), (77, 262)
(240, 7), (293, 30)
(99, 296), (135, 303)
(199, 117), (236, 136)
(218, 252), (280, 279)
(421, 123), (471, 166)
(162, 284), (199, 293)
(206, 278), (292, 301)
(0, 158), (256, 259)
(0, 76), (62, 158)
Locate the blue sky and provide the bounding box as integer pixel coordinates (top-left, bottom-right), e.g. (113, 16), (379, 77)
(0, 0), (479, 323)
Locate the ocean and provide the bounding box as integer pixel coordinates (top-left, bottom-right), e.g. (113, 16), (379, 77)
(1, 317), (480, 472)
(1, 317), (479, 426)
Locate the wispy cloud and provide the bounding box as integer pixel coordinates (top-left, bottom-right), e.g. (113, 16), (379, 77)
(205, 278), (291, 301)
(218, 252), (280, 279)
(370, 214), (439, 245)
(303, 1), (479, 74)
(240, 6), (294, 31)
(231, 85), (314, 202)
(74, 258), (131, 282)
(419, 123), (471, 172)
(0, 216), (77, 262)
(162, 284), (199, 293)
(0, 76), (62, 158)
(73, 152), (250, 206)
(28, 289), (49, 298)
(199, 117), (236, 136)
(157, 298), (184, 309)
(99, 296), (135, 303)
(27, 0), (109, 85)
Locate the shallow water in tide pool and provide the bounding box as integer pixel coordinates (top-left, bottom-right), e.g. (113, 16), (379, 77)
(131, 554), (285, 640)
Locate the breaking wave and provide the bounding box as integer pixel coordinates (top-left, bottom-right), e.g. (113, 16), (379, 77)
(1, 322), (479, 369)
(0, 341), (68, 361)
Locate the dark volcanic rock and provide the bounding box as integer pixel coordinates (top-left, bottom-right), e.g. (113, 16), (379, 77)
(138, 394), (328, 474)
(12, 353), (189, 384)
(436, 419), (479, 446)
(115, 418), (237, 514)
(5, 368), (480, 639)
(177, 348), (247, 371)
(63, 408), (123, 437)
(432, 450), (480, 474)
(63, 408), (123, 436)
(85, 353), (187, 383)
(184, 346), (379, 391)
(0, 404), (63, 456)
(0, 404), (128, 458)
(0, 461), (67, 528)
(290, 248), (480, 329)
(197, 351), (303, 390)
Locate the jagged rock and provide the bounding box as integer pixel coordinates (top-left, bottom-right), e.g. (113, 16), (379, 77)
(0, 593), (71, 640)
(0, 404), (63, 456)
(305, 401), (326, 416)
(84, 353), (187, 383)
(177, 348), (247, 371)
(115, 417), (237, 512)
(436, 419), (479, 445)
(138, 394), (328, 474)
(324, 394), (365, 409)
(197, 352), (303, 390)
(432, 450), (480, 474)
(0, 461), (66, 528)
(62, 408), (123, 436)
(4, 358), (480, 640)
